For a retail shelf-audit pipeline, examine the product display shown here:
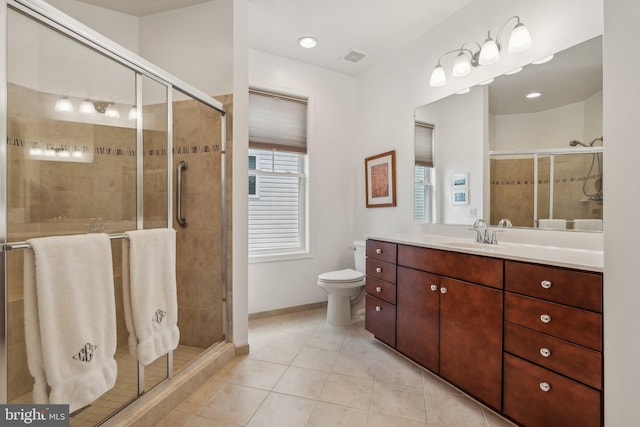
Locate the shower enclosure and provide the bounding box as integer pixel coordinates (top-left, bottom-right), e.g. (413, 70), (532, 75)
(1, 1), (229, 425)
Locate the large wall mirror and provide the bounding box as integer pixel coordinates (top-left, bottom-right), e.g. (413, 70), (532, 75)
(415, 35), (603, 231)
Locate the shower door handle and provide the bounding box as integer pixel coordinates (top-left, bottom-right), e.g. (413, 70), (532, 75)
(177, 161), (188, 227)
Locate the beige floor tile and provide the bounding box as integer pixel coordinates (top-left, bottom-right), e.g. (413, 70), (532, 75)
(370, 380), (427, 422)
(176, 377), (226, 413)
(215, 357), (287, 390)
(483, 407), (518, 427)
(156, 410), (193, 427)
(246, 393), (315, 427)
(273, 366), (329, 399)
(376, 348), (423, 388)
(340, 334), (381, 361)
(425, 392), (487, 427)
(247, 339), (304, 365)
(305, 329), (348, 351)
(291, 347), (339, 372)
(332, 352), (378, 380)
(184, 415), (241, 426)
(318, 373), (374, 409)
(306, 401), (368, 427)
(197, 383), (268, 425)
(367, 411), (431, 427)
(422, 371), (464, 400)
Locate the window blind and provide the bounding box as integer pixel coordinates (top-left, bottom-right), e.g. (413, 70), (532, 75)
(249, 89), (308, 154)
(415, 122), (434, 167)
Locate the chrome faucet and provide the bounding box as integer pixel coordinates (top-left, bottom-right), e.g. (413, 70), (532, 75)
(470, 219), (489, 243)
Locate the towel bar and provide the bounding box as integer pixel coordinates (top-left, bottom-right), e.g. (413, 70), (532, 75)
(1, 233), (128, 252)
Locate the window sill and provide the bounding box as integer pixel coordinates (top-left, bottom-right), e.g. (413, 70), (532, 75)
(249, 250), (313, 264)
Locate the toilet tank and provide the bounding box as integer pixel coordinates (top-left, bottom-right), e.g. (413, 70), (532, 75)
(353, 240), (366, 273)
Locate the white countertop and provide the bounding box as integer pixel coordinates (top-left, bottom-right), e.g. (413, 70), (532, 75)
(366, 233), (603, 273)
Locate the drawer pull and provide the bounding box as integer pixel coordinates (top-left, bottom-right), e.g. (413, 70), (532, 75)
(541, 280), (553, 289)
(540, 348), (551, 358)
(540, 314), (552, 324)
(376, 267), (382, 273)
(430, 284), (438, 292)
(440, 287), (448, 294)
(376, 248), (382, 254)
(376, 287), (382, 293)
(375, 306), (382, 312)
(539, 382), (551, 392)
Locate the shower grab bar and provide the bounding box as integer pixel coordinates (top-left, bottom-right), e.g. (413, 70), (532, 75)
(1, 233), (128, 252)
(177, 161), (188, 227)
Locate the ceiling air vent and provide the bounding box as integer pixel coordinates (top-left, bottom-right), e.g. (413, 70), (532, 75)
(342, 50), (367, 63)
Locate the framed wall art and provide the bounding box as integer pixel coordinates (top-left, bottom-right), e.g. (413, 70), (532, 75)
(365, 150), (396, 208)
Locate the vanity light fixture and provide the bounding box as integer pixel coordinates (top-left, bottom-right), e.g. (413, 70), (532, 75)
(79, 99), (96, 114)
(298, 36), (317, 49)
(128, 106), (139, 121)
(429, 15), (532, 87)
(105, 103), (120, 118)
(54, 96), (74, 112)
(526, 91), (542, 98)
(532, 54), (554, 65)
(504, 67), (523, 75)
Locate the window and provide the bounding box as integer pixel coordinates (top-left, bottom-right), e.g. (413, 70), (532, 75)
(248, 89), (308, 257)
(414, 122), (435, 223)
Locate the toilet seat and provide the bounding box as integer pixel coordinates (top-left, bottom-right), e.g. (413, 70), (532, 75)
(318, 269), (365, 284)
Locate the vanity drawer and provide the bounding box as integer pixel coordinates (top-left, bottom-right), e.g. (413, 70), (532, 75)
(398, 245), (503, 289)
(366, 259), (397, 284)
(505, 260), (602, 312)
(366, 276), (396, 304)
(504, 322), (602, 389)
(505, 293), (602, 351)
(366, 240), (397, 264)
(503, 353), (601, 427)
(365, 294), (396, 347)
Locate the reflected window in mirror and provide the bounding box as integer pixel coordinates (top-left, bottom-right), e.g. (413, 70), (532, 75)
(414, 122), (435, 223)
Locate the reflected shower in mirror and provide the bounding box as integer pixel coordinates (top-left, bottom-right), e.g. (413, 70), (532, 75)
(415, 35), (603, 231)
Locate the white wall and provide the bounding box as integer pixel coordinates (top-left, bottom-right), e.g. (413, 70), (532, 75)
(603, 1), (640, 425)
(247, 49), (358, 314)
(416, 86), (486, 225)
(139, 0), (234, 97)
(355, 0), (603, 238)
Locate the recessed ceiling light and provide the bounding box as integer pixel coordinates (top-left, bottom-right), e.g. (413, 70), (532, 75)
(532, 54), (554, 65)
(526, 92), (542, 99)
(298, 36), (317, 49)
(456, 88), (471, 95)
(478, 78), (495, 85)
(504, 67), (523, 75)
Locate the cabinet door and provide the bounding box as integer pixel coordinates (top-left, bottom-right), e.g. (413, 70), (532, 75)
(365, 294), (396, 347)
(396, 266), (440, 373)
(440, 277), (503, 410)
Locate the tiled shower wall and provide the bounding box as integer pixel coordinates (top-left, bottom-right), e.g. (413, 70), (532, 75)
(490, 154), (603, 227)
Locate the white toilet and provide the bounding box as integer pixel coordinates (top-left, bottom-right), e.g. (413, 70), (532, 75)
(317, 240), (366, 326)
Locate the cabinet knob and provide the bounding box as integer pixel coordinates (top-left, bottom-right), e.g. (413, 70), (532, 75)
(541, 280), (553, 289)
(376, 287), (382, 293)
(375, 306), (382, 312)
(430, 284), (438, 292)
(540, 348), (551, 358)
(376, 267), (382, 273)
(539, 382), (551, 392)
(440, 287), (448, 294)
(376, 248), (382, 254)
(540, 314), (552, 324)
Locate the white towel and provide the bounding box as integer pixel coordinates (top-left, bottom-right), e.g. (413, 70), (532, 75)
(574, 219), (603, 231)
(123, 228), (179, 366)
(538, 219), (567, 230)
(24, 233), (117, 413)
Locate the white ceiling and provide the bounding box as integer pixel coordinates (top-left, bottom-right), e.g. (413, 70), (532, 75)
(75, 0), (474, 76)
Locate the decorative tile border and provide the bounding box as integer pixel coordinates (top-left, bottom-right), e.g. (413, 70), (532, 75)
(491, 174), (601, 186)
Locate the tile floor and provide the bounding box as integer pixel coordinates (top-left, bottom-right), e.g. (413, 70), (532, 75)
(158, 308), (517, 427)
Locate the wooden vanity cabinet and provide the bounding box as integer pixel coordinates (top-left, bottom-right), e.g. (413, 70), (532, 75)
(364, 240), (397, 347)
(396, 245), (503, 411)
(503, 260), (603, 427)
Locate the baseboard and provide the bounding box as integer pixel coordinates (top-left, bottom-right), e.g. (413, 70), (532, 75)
(248, 301), (327, 321)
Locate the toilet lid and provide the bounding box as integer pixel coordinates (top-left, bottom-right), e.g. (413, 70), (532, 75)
(318, 269), (365, 283)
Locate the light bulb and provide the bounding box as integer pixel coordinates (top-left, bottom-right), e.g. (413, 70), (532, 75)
(508, 22), (532, 54)
(79, 99), (96, 114)
(452, 52), (471, 77)
(429, 64), (446, 87)
(105, 104), (120, 118)
(479, 35), (500, 65)
(54, 96), (74, 113)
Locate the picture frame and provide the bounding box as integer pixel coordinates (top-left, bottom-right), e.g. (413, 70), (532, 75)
(451, 172), (468, 188)
(365, 150), (396, 208)
(451, 189), (469, 205)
